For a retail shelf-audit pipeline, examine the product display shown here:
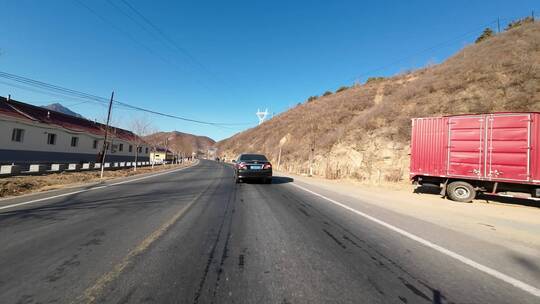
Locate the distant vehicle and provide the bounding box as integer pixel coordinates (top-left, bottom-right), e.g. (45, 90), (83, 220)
(410, 112), (540, 203)
(233, 153), (272, 184)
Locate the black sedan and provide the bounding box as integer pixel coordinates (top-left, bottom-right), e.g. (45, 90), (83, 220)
(233, 153), (272, 184)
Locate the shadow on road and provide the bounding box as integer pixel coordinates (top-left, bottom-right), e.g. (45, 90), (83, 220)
(510, 253), (540, 281)
(413, 185), (441, 195)
(0, 188), (205, 221)
(271, 176), (294, 184)
(476, 194), (540, 208)
(241, 176), (294, 185)
(414, 185), (540, 208)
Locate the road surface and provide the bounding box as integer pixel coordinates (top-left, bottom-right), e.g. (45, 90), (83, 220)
(0, 160), (538, 303)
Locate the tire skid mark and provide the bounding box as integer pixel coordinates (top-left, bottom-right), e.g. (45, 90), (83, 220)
(322, 229), (347, 249)
(211, 183), (238, 302)
(279, 185), (447, 304)
(44, 229), (105, 285)
(192, 175), (237, 304)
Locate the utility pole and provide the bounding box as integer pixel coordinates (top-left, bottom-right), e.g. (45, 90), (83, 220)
(277, 146), (282, 170)
(277, 135), (288, 171)
(497, 17), (500, 33)
(308, 135), (314, 177)
(164, 138), (169, 166)
(309, 145), (314, 177)
(100, 91), (114, 179)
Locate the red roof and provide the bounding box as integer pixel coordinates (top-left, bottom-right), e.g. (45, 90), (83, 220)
(0, 96), (140, 142)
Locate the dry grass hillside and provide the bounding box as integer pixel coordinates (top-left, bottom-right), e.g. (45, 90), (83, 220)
(217, 20), (540, 183)
(145, 131), (215, 156)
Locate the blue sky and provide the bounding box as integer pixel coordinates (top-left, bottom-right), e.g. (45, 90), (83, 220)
(0, 0), (538, 140)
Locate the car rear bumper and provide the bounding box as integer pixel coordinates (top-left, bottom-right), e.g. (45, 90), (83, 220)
(237, 169), (272, 179)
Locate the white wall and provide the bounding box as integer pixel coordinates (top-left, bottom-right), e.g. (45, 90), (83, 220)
(0, 115), (149, 157)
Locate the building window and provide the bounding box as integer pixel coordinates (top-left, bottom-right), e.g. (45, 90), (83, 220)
(145, 147), (149, 154)
(71, 136), (79, 147)
(47, 133), (57, 145)
(119, 143), (124, 152)
(129, 145), (133, 152)
(11, 128), (25, 142)
(137, 146), (142, 153)
(93, 140), (98, 149)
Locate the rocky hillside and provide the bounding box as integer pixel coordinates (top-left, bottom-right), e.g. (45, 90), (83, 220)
(145, 131), (215, 156)
(217, 20), (540, 183)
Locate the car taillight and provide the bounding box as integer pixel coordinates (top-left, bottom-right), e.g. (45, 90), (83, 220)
(263, 163), (272, 169)
(238, 162), (247, 169)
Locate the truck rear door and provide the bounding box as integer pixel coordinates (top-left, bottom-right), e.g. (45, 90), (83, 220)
(447, 116), (485, 178)
(486, 114), (531, 181)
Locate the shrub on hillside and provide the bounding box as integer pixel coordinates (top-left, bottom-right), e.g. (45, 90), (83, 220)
(475, 28), (494, 43)
(323, 91), (332, 96)
(366, 77), (385, 84)
(506, 16), (534, 31)
(307, 96), (318, 102)
(336, 86), (349, 93)
(384, 169), (403, 182)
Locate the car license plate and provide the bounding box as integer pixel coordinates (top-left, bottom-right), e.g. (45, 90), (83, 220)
(250, 165), (262, 170)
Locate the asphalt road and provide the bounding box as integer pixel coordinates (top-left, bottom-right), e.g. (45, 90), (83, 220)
(0, 160), (538, 304)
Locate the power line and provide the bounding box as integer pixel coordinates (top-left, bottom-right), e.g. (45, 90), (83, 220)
(350, 19), (500, 82)
(351, 11), (539, 83)
(75, 0), (179, 70)
(0, 71), (253, 127)
(0, 79), (105, 107)
(78, 0), (226, 99)
(0, 75), (110, 106)
(118, 0), (220, 81)
(105, 0), (167, 49)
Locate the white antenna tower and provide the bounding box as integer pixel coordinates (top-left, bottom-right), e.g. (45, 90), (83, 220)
(256, 108), (269, 125)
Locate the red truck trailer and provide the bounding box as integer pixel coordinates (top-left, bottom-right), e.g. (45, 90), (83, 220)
(410, 112), (540, 202)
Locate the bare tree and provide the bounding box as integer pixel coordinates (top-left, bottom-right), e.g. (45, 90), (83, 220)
(130, 116), (152, 171)
(143, 128), (163, 168)
(167, 134), (180, 165)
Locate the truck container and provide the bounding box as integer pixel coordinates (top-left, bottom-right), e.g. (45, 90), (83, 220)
(410, 112), (540, 202)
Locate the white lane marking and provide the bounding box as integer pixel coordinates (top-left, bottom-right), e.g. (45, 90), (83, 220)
(109, 164), (194, 186)
(0, 189), (88, 211)
(291, 183), (540, 298)
(0, 163), (197, 211)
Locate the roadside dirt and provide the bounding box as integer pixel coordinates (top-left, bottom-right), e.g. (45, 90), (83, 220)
(0, 163), (193, 198)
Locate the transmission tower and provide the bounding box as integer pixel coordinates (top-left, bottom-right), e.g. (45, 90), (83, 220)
(256, 108), (269, 125)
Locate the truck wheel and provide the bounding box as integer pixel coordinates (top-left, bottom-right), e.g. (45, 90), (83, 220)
(447, 181), (476, 203)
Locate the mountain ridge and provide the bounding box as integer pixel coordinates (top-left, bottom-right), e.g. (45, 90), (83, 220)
(217, 20), (540, 182)
(41, 103), (84, 118)
(144, 131), (215, 156)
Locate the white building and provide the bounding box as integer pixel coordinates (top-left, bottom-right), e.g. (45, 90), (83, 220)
(0, 96), (150, 165)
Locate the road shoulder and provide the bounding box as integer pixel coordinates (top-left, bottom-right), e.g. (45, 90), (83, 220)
(277, 171), (540, 256)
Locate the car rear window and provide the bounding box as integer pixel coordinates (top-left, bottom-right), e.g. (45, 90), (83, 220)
(239, 154), (268, 161)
